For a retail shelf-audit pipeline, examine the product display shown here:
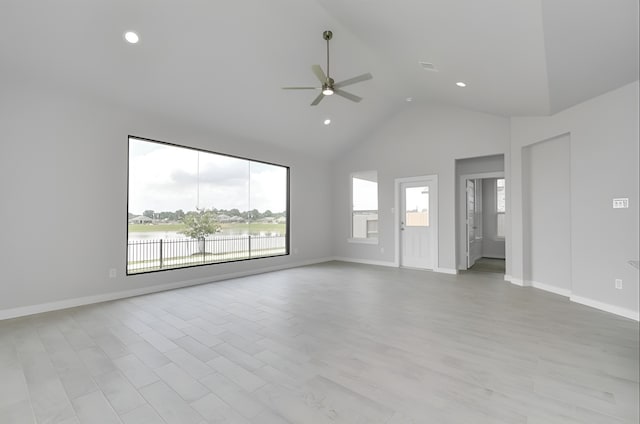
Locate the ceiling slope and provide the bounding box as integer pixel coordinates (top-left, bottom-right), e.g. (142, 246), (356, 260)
(1, 0), (637, 157)
(541, 0), (640, 114)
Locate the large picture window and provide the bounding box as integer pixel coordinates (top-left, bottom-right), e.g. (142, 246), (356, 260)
(127, 136), (289, 274)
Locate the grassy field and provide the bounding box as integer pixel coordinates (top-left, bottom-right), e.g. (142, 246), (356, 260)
(128, 223), (185, 232)
(128, 222), (286, 234)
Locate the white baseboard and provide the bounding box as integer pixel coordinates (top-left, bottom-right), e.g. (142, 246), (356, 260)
(0, 257), (333, 321)
(331, 257), (397, 268)
(434, 267), (458, 275)
(333, 257), (458, 275)
(508, 277), (527, 287)
(570, 295), (639, 322)
(6, 259), (636, 324)
(529, 281), (571, 297)
(506, 276), (638, 321)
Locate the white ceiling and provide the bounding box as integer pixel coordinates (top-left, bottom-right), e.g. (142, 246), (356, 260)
(1, 0), (638, 157)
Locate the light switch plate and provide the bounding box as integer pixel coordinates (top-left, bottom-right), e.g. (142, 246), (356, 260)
(612, 198), (629, 209)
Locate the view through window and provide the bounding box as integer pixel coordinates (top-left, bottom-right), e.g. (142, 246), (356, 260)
(496, 178), (505, 238)
(351, 171), (378, 240)
(127, 137), (289, 274)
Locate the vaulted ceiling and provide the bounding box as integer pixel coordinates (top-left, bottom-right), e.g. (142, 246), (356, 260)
(1, 0), (637, 157)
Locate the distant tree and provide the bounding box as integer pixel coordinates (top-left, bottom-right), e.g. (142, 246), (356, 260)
(180, 209), (220, 252)
(175, 209), (185, 220)
(143, 210), (155, 219)
(263, 210), (273, 217)
(229, 208), (240, 217)
(158, 211), (175, 221)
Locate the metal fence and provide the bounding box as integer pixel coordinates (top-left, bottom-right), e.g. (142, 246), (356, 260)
(127, 235), (287, 274)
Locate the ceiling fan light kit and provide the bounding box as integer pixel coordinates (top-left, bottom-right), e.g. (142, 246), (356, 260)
(283, 30), (372, 106)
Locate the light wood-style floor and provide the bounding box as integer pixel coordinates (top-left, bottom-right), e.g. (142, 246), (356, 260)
(1, 261), (638, 423)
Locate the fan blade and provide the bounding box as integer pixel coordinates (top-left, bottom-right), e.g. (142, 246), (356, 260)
(310, 92), (325, 106)
(334, 89), (362, 103)
(311, 65), (327, 83)
(282, 87), (319, 90)
(334, 73), (372, 89)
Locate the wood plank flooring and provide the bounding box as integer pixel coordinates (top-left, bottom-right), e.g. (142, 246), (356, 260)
(0, 261), (638, 423)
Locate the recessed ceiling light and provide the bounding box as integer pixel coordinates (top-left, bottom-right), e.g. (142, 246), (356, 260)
(124, 31), (139, 44)
(456, 81), (467, 87)
(324, 119), (331, 125)
(405, 97), (413, 102)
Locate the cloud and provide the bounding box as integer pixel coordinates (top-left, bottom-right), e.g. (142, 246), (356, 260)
(128, 138), (287, 214)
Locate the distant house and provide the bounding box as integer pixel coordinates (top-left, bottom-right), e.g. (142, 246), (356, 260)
(216, 214), (231, 222)
(276, 216), (287, 224)
(129, 215), (152, 224)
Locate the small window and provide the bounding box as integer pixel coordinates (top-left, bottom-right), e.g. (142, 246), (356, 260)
(405, 186), (429, 227)
(496, 178), (505, 238)
(351, 171), (378, 241)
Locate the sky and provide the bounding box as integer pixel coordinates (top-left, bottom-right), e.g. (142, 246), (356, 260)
(128, 138), (287, 215)
(352, 178), (378, 211)
(404, 186), (429, 212)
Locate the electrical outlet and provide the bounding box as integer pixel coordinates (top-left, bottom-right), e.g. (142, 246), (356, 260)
(109, 268), (117, 279)
(615, 279), (622, 290)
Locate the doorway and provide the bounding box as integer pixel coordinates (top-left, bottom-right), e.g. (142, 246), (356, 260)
(395, 175), (438, 270)
(458, 172), (506, 272)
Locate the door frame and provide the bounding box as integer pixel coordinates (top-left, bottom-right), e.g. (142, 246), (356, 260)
(457, 171), (504, 270)
(394, 175), (438, 270)
(466, 178), (482, 268)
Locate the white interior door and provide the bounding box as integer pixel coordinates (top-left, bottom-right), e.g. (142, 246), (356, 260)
(466, 179), (483, 267)
(400, 181), (433, 269)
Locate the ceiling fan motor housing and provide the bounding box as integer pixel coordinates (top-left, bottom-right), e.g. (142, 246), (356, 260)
(323, 30), (333, 41)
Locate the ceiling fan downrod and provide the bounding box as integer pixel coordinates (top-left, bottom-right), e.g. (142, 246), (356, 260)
(323, 30), (333, 83)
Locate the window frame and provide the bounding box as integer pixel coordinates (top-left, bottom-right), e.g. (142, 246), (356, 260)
(348, 171), (379, 244)
(126, 135), (290, 275)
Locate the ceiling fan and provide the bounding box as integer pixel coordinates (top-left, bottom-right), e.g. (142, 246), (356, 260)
(282, 30), (373, 106)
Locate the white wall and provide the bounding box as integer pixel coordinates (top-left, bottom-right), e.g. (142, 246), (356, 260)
(331, 103), (510, 271)
(510, 81), (639, 319)
(482, 178), (505, 259)
(522, 135), (571, 293)
(456, 155), (505, 176)
(0, 78), (333, 316)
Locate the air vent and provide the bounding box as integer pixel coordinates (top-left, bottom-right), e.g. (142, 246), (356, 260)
(419, 61), (438, 72)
